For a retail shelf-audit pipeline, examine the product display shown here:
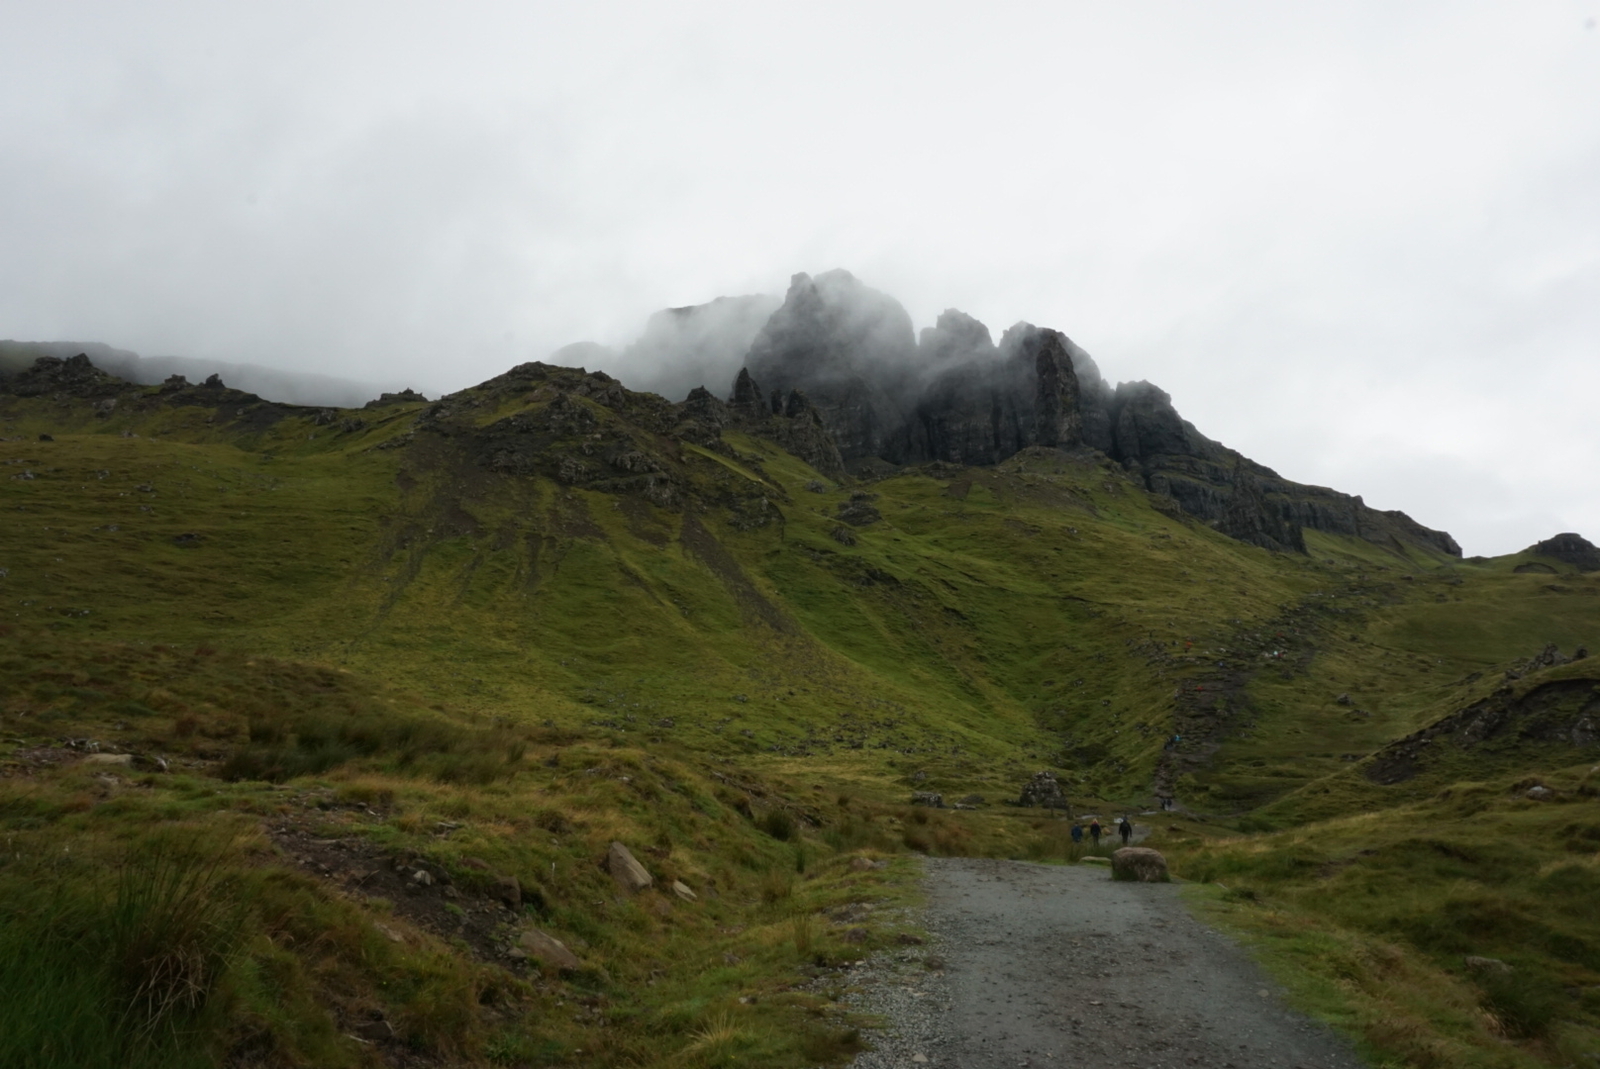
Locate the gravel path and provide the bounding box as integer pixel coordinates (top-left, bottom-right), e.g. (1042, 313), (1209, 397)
(840, 856), (1365, 1069)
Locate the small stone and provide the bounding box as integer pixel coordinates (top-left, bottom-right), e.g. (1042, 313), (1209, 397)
(606, 841), (654, 893)
(82, 753), (133, 766)
(912, 1055), (928, 1064)
(1465, 955), (1513, 975)
(518, 927), (581, 971)
(410, 869), (434, 887)
(497, 875), (522, 910)
(1526, 785), (1554, 801)
(671, 879), (697, 902)
(354, 1018), (394, 1042)
(374, 923), (405, 944)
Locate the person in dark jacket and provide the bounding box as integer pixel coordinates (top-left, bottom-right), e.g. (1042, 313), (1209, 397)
(1070, 823), (1083, 845)
(1088, 819), (1102, 846)
(1119, 816), (1133, 845)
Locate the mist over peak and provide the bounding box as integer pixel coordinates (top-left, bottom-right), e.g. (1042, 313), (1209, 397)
(607, 294), (781, 404)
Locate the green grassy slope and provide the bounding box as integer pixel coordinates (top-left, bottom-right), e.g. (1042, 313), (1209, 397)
(3, 363), (1599, 1067)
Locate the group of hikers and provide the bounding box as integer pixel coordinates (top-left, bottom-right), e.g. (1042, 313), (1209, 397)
(1070, 816), (1136, 848)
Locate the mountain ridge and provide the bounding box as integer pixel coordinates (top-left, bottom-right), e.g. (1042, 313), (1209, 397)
(3, 333), (1600, 1067)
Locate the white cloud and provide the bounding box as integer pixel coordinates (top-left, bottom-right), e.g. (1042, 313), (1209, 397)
(1, 0), (1596, 555)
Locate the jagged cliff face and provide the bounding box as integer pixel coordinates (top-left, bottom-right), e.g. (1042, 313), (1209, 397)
(745, 270), (918, 460)
(727, 271), (1462, 558)
(886, 321), (1084, 466)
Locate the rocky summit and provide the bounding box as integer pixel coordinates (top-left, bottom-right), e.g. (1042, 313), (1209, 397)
(723, 270), (1459, 557)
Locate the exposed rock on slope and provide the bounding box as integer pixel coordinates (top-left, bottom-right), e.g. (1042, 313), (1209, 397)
(1364, 658), (1600, 785)
(0, 352), (328, 434)
(1531, 532), (1600, 572)
(728, 271), (1459, 558)
(0, 339), (392, 408)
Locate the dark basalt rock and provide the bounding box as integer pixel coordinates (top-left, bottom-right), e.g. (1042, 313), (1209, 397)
(835, 491), (882, 527)
(1, 353), (313, 436)
(1531, 532), (1600, 572)
(890, 323), (1084, 465)
(715, 372), (845, 479)
(1016, 770), (1068, 809)
(365, 388), (430, 409)
(1365, 673), (1600, 785)
(727, 272), (1458, 558)
(745, 270), (916, 463)
(1, 353), (139, 400)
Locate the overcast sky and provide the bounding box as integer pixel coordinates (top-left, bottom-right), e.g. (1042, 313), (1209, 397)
(2, 2), (1597, 557)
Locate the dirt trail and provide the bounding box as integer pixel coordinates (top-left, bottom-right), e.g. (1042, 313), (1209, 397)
(848, 857), (1364, 1069)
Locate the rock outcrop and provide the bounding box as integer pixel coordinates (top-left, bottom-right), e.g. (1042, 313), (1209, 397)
(1531, 533), (1600, 572)
(1364, 670), (1600, 785)
(1016, 770), (1068, 809)
(723, 271), (1459, 558)
(2, 352), (140, 400)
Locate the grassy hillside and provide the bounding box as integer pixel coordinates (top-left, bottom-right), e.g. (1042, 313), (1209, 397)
(3, 360), (1598, 1066)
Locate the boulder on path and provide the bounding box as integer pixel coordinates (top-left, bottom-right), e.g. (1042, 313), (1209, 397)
(514, 927), (580, 971)
(1111, 847), (1170, 882)
(607, 841), (654, 893)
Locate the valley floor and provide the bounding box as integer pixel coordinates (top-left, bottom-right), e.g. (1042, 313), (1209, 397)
(846, 857), (1364, 1069)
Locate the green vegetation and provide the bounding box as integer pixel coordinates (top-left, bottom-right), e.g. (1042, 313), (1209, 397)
(2, 367), (1598, 1066)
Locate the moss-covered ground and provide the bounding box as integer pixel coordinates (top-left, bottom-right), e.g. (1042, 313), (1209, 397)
(2, 375), (1598, 1066)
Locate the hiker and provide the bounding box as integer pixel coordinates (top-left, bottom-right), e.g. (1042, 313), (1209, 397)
(1119, 816), (1133, 845)
(1088, 819), (1102, 846)
(1070, 822), (1083, 845)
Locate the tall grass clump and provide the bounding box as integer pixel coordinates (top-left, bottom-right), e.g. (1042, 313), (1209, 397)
(0, 832), (241, 1069)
